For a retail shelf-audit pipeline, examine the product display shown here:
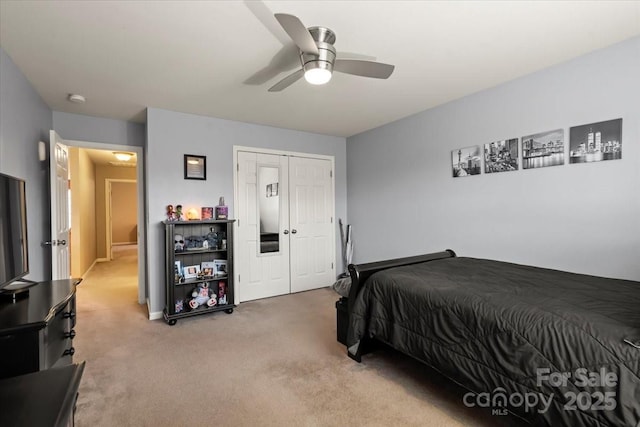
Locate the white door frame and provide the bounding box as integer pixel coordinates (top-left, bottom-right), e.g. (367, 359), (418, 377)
(105, 179), (137, 260)
(67, 139), (146, 305)
(232, 145), (336, 305)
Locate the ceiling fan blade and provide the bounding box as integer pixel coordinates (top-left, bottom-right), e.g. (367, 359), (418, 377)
(245, 0), (290, 45)
(333, 59), (395, 79)
(244, 44), (300, 86)
(274, 13), (319, 55)
(268, 69), (304, 92)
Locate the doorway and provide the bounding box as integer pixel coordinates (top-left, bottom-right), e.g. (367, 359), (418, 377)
(106, 179), (138, 261)
(234, 147), (336, 303)
(57, 137), (146, 305)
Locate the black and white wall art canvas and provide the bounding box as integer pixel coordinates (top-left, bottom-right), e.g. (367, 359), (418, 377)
(522, 129), (565, 169)
(452, 146), (481, 177)
(483, 138), (518, 173)
(569, 118), (622, 164)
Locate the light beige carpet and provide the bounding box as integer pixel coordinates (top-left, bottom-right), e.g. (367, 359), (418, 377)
(73, 247), (524, 426)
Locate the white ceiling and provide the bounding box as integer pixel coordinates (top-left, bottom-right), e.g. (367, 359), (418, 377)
(80, 148), (137, 167)
(1, 1), (639, 137)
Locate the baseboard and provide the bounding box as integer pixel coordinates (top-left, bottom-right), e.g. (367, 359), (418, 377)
(96, 257), (109, 262)
(148, 311), (163, 321)
(113, 242), (137, 246)
(147, 298), (163, 320)
(81, 259), (98, 279)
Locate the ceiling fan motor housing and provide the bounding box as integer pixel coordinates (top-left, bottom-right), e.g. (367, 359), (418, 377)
(300, 27), (336, 74)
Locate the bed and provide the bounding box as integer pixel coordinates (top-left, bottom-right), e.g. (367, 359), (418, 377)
(344, 250), (640, 426)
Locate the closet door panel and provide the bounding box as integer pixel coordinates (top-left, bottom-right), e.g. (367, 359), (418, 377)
(289, 157), (335, 293)
(237, 152), (290, 301)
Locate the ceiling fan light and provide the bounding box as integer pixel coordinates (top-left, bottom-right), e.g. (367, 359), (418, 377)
(113, 152), (133, 161)
(304, 68), (332, 85)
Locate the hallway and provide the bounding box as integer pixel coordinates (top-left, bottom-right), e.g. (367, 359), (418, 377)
(75, 245), (142, 316)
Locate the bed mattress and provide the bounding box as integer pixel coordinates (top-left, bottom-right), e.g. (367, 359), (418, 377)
(347, 257), (640, 426)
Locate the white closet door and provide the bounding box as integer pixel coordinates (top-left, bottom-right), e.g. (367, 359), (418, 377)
(289, 156), (335, 293)
(237, 152), (290, 301)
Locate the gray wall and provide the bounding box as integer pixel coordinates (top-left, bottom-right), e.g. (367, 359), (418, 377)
(53, 111), (145, 147)
(146, 108), (347, 314)
(0, 48), (53, 281)
(347, 36), (640, 281)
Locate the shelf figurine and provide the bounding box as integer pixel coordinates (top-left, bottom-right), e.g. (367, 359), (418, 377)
(215, 197), (228, 220)
(188, 282), (217, 309)
(167, 204), (176, 221)
(218, 281), (227, 305)
(175, 204), (184, 221)
(174, 234), (185, 252)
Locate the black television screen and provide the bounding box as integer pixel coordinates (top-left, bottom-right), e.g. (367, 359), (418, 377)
(0, 173), (29, 289)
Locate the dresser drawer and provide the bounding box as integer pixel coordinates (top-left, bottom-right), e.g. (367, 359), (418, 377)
(0, 332), (39, 378)
(0, 279), (80, 379)
(44, 301), (74, 370)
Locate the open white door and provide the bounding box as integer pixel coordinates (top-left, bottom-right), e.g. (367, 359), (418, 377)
(289, 156), (335, 292)
(49, 130), (71, 280)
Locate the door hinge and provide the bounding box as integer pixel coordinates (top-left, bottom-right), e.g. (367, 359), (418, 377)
(330, 170), (333, 178)
(331, 262), (334, 269)
(237, 219), (240, 227)
(238, 274), (240, 283)
(237, 163), (239, 172)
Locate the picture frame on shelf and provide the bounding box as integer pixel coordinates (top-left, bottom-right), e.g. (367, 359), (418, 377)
(201, 207), (214, 219)
(174, 261), (183, 282)
(183, 264), (201, 280)
(217, 281), (228, 305)
(201, 261), (216, 277)
(184, 154), (206, 180)
(214, 259), (227, 276)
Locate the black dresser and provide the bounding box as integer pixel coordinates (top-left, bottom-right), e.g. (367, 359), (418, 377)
(0, 279), (80, 379)
(0, 362), (85, 427)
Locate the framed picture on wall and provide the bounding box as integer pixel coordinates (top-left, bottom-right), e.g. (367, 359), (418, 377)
(184, 154), (206, 180)
(522, 129), (565, 169)
(569, 118), (622, 164)
(483, 138), (518, 173)
(452, 146), (481, 177)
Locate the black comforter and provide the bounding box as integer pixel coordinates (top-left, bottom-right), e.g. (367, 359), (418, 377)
(347, 257), (640, 426)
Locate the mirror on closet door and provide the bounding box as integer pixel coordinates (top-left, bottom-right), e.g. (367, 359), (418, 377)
(258, 165), (280, 254)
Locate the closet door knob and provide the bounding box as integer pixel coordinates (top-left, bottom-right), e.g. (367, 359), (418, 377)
(291, 229), (297, 234)
(283, 230), (289, 235)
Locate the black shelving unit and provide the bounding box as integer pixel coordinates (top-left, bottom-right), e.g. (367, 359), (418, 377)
(163, 219), (235, 325)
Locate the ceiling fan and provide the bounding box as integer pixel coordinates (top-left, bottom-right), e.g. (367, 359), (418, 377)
(268, 13), (395, 92)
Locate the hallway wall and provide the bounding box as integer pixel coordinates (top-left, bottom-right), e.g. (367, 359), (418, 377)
(111, 181), (137, 244)
(95, 165), (137, 259)
(69, 147), (97, 278)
